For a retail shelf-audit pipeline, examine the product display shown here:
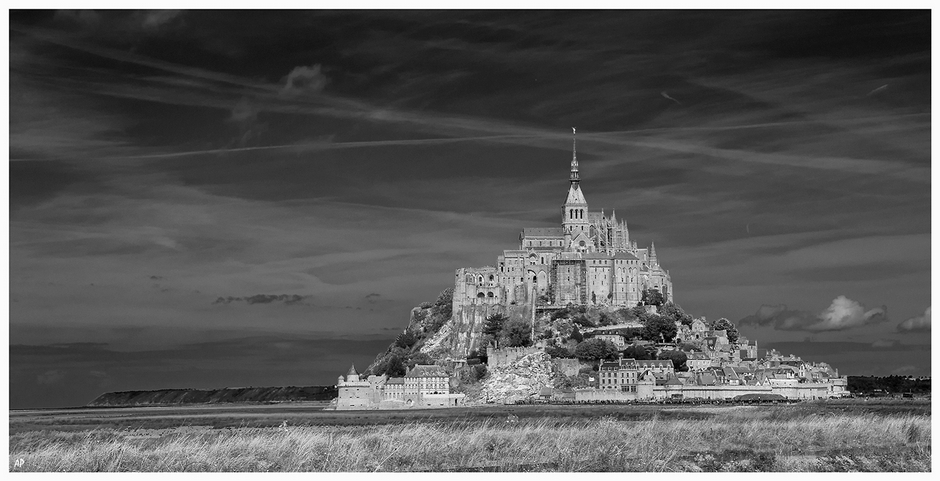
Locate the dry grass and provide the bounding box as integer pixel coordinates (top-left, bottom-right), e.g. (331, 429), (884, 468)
(9, 412), (930, 472)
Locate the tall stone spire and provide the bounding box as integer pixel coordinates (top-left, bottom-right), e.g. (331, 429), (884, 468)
(570, 127), (579, 185)
(562, 128), (589, 241)
(650, 241), (658, 266)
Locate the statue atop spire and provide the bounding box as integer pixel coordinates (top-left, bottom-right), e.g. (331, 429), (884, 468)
(570, 127), (579, 184)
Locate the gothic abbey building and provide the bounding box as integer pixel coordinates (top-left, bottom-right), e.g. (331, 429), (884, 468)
(451, 133), (673, 355)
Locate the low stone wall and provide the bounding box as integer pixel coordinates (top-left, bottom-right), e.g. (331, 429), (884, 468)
(654, 385), (773, 400)
(571, 382), (835, 402)
(771, 383), (831, 400)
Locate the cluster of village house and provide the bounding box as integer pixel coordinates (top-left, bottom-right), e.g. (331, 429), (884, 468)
(334, 317), (848, 410)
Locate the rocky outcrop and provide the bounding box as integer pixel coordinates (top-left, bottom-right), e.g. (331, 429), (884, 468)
(450, 303), (533, 357)
(419, 322), (454, 357)
(469, 351), (554, 405)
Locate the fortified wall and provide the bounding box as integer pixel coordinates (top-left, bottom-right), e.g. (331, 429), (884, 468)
(573, 382), (836, 402)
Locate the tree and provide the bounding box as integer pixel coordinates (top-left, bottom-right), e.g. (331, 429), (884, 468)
(642, 315), (678, 343)
(501, 318), (532, 347)
(713, 318), (740, 344)
(574, 338), (620, 363)
(641, 288), (665, 307)
(405, 352), (432, 369)
(621, 344), (653, 360)
(613, 308), (636, 324)
(597, 310), (615, 327)
(658, 350), (688, 371)
(433, 288), (454, 320)
(545, 345), (574, 358)
(384, 355), (407, 377)
(395, 331), (418, 350)
(483, 313), (508, 338)
(471, 364), (487, 382)
(374, 354), (407, 377)
(569, 325), (584, 343)
(659, 302), (693, 326)
(571, 312), (595, 328)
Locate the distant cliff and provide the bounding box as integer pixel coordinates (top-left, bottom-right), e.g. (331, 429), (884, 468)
(87, 385), (337, 407)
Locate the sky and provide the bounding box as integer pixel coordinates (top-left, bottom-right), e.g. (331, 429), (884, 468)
(6, 9), (932, 408)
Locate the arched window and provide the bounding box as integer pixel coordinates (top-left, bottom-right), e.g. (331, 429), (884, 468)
(487, 291), (494, 298)
(477, 292), (485, 298)
(478, 276), (484, 284)
(488, 274), (494, 281)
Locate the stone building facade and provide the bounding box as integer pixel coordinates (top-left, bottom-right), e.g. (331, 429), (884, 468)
(451, 132), (674, 356)
(335, 364), (465, 410)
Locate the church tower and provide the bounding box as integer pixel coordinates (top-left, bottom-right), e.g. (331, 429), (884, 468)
(562, 128), (590, 250)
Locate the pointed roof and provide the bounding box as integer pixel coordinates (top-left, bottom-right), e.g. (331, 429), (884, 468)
(650, 241), (657, 261)
(610, 209), (616, 222)
(346, 364), (358, 376)
(565, 184), (588, 205)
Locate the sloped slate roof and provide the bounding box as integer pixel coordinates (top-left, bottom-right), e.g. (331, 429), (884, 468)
(638, 360), (673, 368)
(386, 377), (404, 385)
(664, 375), (684, 386)
(522, 227), (565, 237)
(405, 364), (448, 378)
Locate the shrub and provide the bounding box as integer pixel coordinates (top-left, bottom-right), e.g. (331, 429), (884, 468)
(395, 331), (418, 349)
(471, 364), (487, 381)
(501, 318), (532, 347)
(433, 288), (454, 320)
(545, 345), (573, 358)
(574, 338), (619, 363)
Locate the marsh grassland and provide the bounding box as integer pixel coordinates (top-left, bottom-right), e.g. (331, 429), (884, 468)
(9, 400), (930, 472)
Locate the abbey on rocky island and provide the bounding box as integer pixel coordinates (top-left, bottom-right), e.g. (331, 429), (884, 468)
(449, 131), (674, 355)
(454, 131), (673, 307)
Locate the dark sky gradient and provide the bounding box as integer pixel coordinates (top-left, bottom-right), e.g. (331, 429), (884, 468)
(8, 10), (932, 408)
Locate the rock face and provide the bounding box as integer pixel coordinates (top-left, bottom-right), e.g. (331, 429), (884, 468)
(471, 351), (554, 405)
(419, 322), (453, 358)
(450, 303), (532, 357)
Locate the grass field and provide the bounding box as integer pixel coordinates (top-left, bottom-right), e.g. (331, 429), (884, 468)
(9, 399), (930, 472)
